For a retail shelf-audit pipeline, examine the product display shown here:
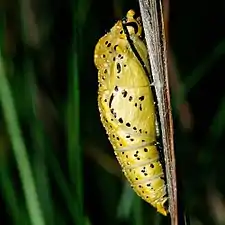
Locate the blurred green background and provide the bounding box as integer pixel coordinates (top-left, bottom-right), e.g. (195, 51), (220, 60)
(0, 0), (225, 224)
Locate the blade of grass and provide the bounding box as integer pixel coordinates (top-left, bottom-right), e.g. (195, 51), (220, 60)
(0, 49), (45, 225)
(0, 159), (29, 225)
(68, 1), (82, 184)
(132, 196), (143, 225)
(117, 181), (135, 219)
(209, 94), (225, 141)
(25, 61), (54, 225)
(33, 122), (54, 225)
(48, 146), (80, 222)
(168, 40), (225, 109)
(67, 49), (83, 224)
(66, 1), (84, 224)
(184, 40), (225, 97)
(67, 50), (82, 194)
(48, 147), (92, 224)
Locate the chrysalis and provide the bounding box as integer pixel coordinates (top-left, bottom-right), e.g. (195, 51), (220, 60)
(94, 10), (168, 215)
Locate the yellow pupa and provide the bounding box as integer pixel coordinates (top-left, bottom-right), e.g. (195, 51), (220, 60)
(94, 9), (168, 216)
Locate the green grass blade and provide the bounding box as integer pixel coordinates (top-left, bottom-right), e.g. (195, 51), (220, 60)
(48, 147), (80, 222)
(0, 50), (45, 225)
(0, 160), (29, 225)
(209, 94), (225, 141)
(32, 124), (54, 225)
(67, 51), (83, 224)
(117, 181), (134, 219)
(185, 40), (225, 94)
(132, 197), (143, 225)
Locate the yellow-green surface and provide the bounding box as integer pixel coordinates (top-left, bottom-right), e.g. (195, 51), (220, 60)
(95, 10), (167, 216)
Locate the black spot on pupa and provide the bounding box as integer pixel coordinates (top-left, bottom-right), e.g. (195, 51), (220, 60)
(144, 148), (148, 152)
(120, 143), (122, 146)
(117, 63), (121, 73)
(105, 41), (108, 45)
(104, 69), (107, 73)
(126, 123), (131, 127)
(150, 164), (154, 168)
(135, 103), (137, 107)
(102, 54), (106, 58)
(126, 135), (130, 138)
(135, 178), (138, 180)
(139, 185), (142, 188)
(122, 90), (128, 98)
(104, 99), (107, 102)
(139, 129), (142, 133)
(124, 64), (127, 67)
(142, 140), (145, 142)
(120, 30), (123, 34)
(134, 154), (138, 157)
(130, 138), (134, 141)
(112, 135), (115, 138)
(129, 96), (133, 101)
(110, 108), (117, 118)
(140, 104), (142, 111)
(114, 45), (118, 51)
(109, 94), (114, 108)
(133, 127), (137, 130)
(137, 157), (140, 160)
(116, 137), (120, 140)
(107, 43), (111, 47)
(139, 96), (144, 101)
(113, 57), (116, 61)
(144, 173), (148, 176)
(122, 152), (124, 154)
(114, 86), (119, 91)
(117, 76), (120, 79)
(147, 183), (151, 187)
(118, 118), (123, 123)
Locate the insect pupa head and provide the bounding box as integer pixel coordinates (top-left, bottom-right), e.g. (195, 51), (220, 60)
(94, 22), (124, 69)
(123, 9), (143, 38)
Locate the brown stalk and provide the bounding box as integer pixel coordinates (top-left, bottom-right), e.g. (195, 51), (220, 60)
(138, 0), (178, 224)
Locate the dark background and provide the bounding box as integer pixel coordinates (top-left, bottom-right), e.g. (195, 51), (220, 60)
(0, 0), (225, 224)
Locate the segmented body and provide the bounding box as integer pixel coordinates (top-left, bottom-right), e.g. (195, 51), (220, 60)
(94, 10), (168, 215)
